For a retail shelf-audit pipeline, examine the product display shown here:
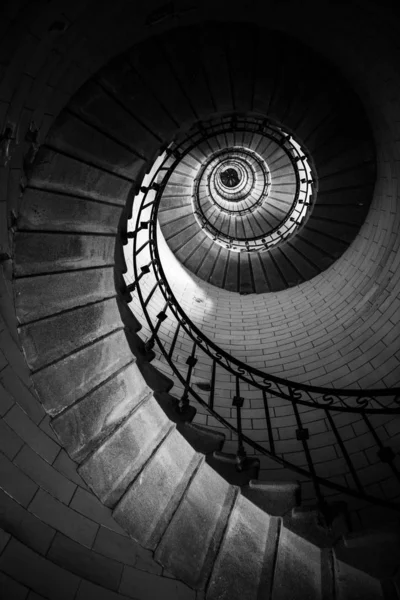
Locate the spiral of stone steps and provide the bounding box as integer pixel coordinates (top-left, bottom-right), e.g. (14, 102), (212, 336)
(147, 25), (376, 294)
(158, 122), (311, 293)
(11, 20), (399, 600)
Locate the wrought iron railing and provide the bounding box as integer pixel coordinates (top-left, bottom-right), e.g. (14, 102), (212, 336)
(123, 115), (400, 523)
(168, 115), (315, 253)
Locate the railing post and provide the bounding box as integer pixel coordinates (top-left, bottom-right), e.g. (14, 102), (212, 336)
(233, 375), (247, 471)
(167, 322), (181, 360)
(127, 221), (149, 239)
(209, 360), (216, 410)
(290, 387), (327, 516)
(143, 280), (161, 308)
(324, 409), (364, 495)
(362, 413), (400, 485)
(144, 301), (169, 352)
(126, 260), (153, 293)
(262, 390), (275, 455)
(178, 341), (197, 413)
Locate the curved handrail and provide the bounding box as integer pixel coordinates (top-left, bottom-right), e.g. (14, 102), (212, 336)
(186, 117), (314, 252)
(125, 113), (400, 516)
(135, 119), (400, 412)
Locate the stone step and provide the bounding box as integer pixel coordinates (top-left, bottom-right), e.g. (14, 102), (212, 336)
(14, 267), (116, 325)
(67, 79), (159, 161)
(113, 428), (203, 549)
(18, 187), (122, 235)
(175, 230), (211, 267)
(47, 109), (144, 181)
(167, 170), (193, 188)
(158, 193), (191, 211)
(137, 360), (174, 393)
(78, 394), (173, 507)
(164, 222), (199, 250)
(206, 495), (280, 600)
(97, 61), (177, 143)
(19, 298), (122, 372)
(283, 505), (334, 548)
(241, 479), (301, 517)
(177, 422), (225, 455)
(32, 328), (134, 416)
(343, 525), (400, 549)
(287, 234), (336, 272)
(280, 242), (320, 282)
(206, 451), (260, 487)
(29, 147), (131, 204)
(14, 231), (115, 277)
(51, 360), (150, 462)
(334, 524), (400, 580)
(272, 526), (324, 600)
(160, 26), (217, 120)
(155, 461), (238, 589)
(258, 251), (287, 290)
(154, 391), (197, 424)
(334, 558), (385, 600)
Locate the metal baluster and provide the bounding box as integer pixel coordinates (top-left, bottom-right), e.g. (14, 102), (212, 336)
(362, 413), (400, 485)
(143, 281), (160, 308)
(233, 375), (247, 472)
(324, 410), (364, 495)
(136, 239), (151, 255)
(290, 388), (325, 511)
(262, 390), (275, 455)
(167, 322), (181, 360)
(127, 221), (149, 239)
(142, 199), (156, 210)
(140, 183), (160, 194)
(144, 301), (169, 352)
(126, 261), (153, 293)
(209, 360), (216, 410)
(179, 341), (197, 413)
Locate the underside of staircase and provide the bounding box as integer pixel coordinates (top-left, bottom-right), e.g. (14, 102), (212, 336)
(10, 18), (400, 600)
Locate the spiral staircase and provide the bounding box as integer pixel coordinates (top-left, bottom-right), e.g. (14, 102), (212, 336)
(1, 4), (400, 600)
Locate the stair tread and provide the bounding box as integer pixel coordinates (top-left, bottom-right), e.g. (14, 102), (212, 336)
(242, 479), (300, 517)
(155, 391), (196, 424)
(212, 451), (259, 465)
(207, 453), (260, 487)
(273, 526), (323, 600)
(207, 495), (279, 600)
(283, 506), (333, 548)
(178, 422), (225, 454)
(32, 328), (134, 416)
(113, 428), (202, 549)
(51, 360), (150, 462)
(335, 524), (400, 579)
(155, 461), (238, 589)
(343, 524), (400, 547)
(334, 558), (384, 600)
(78, 394), (173, 507)
(249, 479), (300, 491)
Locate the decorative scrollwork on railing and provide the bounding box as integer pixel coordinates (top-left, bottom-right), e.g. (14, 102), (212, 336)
(320, 394), (335, 407)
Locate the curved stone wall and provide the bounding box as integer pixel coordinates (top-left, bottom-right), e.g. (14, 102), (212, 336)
(0, 267), (194, 599)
